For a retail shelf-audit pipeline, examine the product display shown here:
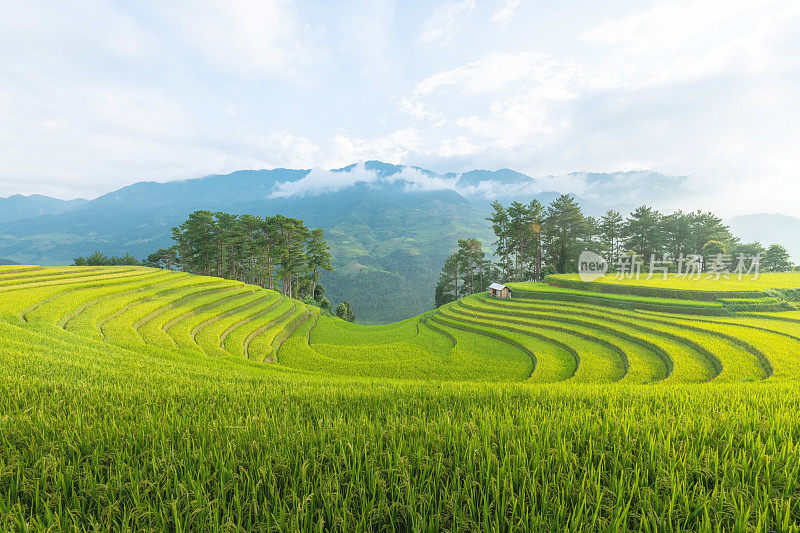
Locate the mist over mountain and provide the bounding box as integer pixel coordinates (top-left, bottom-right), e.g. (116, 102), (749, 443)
(1, 161), (794, 322)
(728, 213), (800, 263)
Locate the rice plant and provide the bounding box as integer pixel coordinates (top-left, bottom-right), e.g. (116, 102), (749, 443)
(2, 266), (800, 531)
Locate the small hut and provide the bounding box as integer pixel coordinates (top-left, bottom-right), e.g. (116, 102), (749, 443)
(488, 283), (511, 299)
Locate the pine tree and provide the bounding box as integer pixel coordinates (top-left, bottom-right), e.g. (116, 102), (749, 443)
(486, 201), (512, 282)
(336, 301), (356, 322)
(762, 245), (793, 272)
(623, 206), (663, 261)
(306, 228), (332, 302)
(599, 210), (623, 259)
(543, 194), (586, 273)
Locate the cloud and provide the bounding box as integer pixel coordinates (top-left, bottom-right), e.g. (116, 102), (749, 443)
(460, 179), (542, 200)
(439, 136), (478, 157)
(385, 166), (460, 192)
(417, 0), (477, 44)
(414, 53), (581, 148)
(270, 163), (379, 198)
(396, 96), (443, 122)
(325, 129), (422, 168)
(491, 0), (521, 28)
(414, 52), (580, 96)
(241, 132), (320, 168)
(156, 0), (307, 78)
(581, 0), (800, 89)
(455, 91), (575, 149)
(271, 163), (465, 197)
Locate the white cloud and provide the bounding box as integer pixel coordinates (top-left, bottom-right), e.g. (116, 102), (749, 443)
(581, 0), (800, 89)
(417, 0), (477, 44)
(157, 0), (307, 78)
(385, 166), (460, 192)
(415, 53), (581, 148)
(241, 132), (320, 168)
(439, 136), (479, 157)
(460, 179), (542, 199)
(271, 164), (465, 197)
(455, 92), (574, 149)
(414, 52), (580, 96)
(326, 129), (422, 168)
(270, 163), (379, 198)
(491, 0), (521, 28)
(396, 96), (442, 122)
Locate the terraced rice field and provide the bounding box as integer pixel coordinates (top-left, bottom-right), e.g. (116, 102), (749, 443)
(2, 266), (800, 530)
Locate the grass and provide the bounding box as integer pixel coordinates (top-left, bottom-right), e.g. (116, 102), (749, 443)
(3, 266), (800, 530)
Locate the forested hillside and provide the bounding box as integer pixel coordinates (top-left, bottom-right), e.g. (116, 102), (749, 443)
(2, 162), (797, 322)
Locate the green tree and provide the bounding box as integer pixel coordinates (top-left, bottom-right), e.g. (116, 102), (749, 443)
(336, 301), (356, 322)
(762, 245), (793, 272)
(702, 240), (727, 272)
(730, 242), (766, 259)
(662, 211), (694, 263)
(144, 247), (179, 270)
(688, 211), (733, 255)
(73, 251), (141, 266)
(457, 238), (485, 294)
(529, 200), (545, 281)
(599, 210), (624, 259)
(172, 210), (216, 275)
(306, 228), (332, 302)
(506, 200), (544, 281)
(317, 296), (333, 314)
(73, 251), (108, 266)
(437, 252), (461, 302)
(543, 194), (586, 273)
(623, 206), (663, 261)
(434, 280), (456, 308)
(167, 210), (330, 297)
(486, 201), (512, 282)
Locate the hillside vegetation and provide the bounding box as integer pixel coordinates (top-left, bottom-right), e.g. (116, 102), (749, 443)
(2, 265), (800, 530)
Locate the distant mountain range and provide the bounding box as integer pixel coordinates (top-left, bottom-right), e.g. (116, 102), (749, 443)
(1, 161), (796, 322)
(0, 194), (87, 224)
(727, 213), (800, 262)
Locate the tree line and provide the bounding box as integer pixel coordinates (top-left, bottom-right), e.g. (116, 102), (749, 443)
(73, 211), (356, 322)
(150, 211), (332, 300)
(435, 194), (796, 306)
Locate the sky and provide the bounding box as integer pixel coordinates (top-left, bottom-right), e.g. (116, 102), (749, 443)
(1, 0), (799, 217)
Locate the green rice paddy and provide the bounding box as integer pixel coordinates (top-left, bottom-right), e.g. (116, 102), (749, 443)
(2, 266), (800, 530)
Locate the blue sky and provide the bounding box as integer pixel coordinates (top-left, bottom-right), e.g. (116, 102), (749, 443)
(1, 0), (799, 216)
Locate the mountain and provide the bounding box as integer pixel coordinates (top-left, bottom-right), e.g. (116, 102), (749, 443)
(727, 213), (800, 263)
(0, 162), (576, 322)
(0, 164), (494, 323)
(0, 258), (20, 265)
(3, 162), (778, 322)
(0, 194), (87, 224)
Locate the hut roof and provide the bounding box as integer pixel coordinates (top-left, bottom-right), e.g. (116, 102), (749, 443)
(488, 283), (509, 291)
